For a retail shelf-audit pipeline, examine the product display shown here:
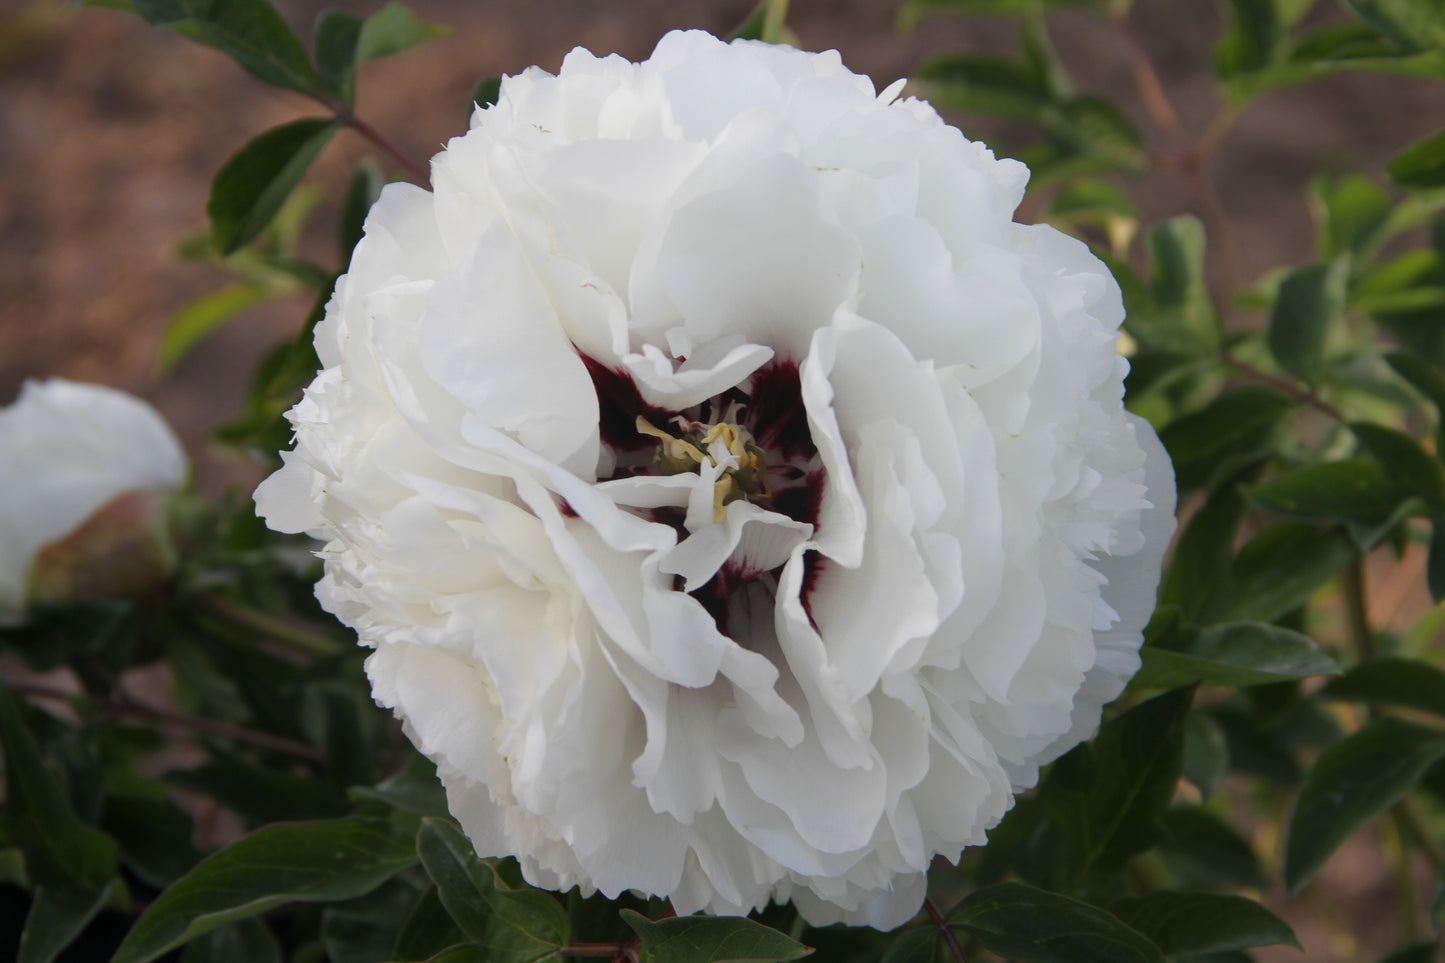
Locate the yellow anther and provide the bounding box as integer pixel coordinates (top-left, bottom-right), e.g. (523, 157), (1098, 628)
(635, 415), (769, 523)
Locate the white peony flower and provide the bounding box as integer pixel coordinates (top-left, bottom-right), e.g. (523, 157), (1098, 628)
(0, 379), (188, 621)
(255, 30), (1176, 929)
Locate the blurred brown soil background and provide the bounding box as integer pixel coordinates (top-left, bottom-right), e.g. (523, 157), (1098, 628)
(2, 0), (1444, 960)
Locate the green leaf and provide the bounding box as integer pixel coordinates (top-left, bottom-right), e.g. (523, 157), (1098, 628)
(1244, 458), (1411, 527)
(208, 117), (340, 255)
(356, 3), (449, 63)
(1135, 622), (1339, 689)
(1385, 352), (1445, 446)
(1215, 0), (1280, 80)
(17, 879), (126, 963)
(419, 948), (491, 963)
(110, 818), (417, 963)
(350, 754), (450, 819)
(415, 818), (568, 963)
(1111, 892), (1297, 956)
(1431, 518), (1445, 603)
(1391, 130), (1445, 190)
(101, 793), (203, 888)
(1040, 688), (1193, 880)
(158, 282), (273, 372)
(948, 883), (1164, 963)
(1162, 485), (1247, 620)
(0, 682), (118, 889)
(1267, 258), (1350, 385)
(1285, 715), (1445, 892)
(1347, 0), (1445, 51)
(1379, 944), (1440, 963)
(1312, 174), (1394, 259)
(1319, 657), (1445, 717)
(1128, 216), (1220, 355)
(621, 910), (813, 963)
(1160, 389), (1296, 492)
(312, 8), (362, 106)
(393, 885), (466, 962)
(177, 919), (281, 963)
(1351, 422), (1445, 508)
(338, 161), (384, 269)
(1157, 807), (1266, 890)
(471, 75), (502, 112)
(1218, 522), (1356, 622)
(878, 927), (943, 963)
(128, 0), (320, 97)
(1182, 711), (1229, 798)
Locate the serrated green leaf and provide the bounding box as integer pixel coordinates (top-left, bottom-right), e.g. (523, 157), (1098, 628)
(1319, 657), (1445, 717)
(158, 282), (273, 373)
(1267, 258), (1350, 385)
(415, 818), (567, 963)
(420, 948), (491, 963)
(1157, 807), (1266, 890)
(1285, 715), (1445, 892)
(312, 8), (362, 106)
(128, 0), (321, 97)
(17, 878), (126, 963)
(1391, 130), (1445, 190)
(1040, 688), (1193, 880)
(1111, 892), (1297, 956)
(110, 818), (417, 963)
(208, 118), (340, 255)
(1136, 622), (1339, 689)
(622, 910), (813, 963)
(0, 682), (118, 889)
(948, 883), (1164, 963)
(1244, 458), (1411, 527)
(1159, 388), (1295, 492)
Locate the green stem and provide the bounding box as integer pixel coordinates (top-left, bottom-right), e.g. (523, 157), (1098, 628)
(193, 591), (346, 657)
(762, 0), (790, 44)
(1342, 555), (1375, 662)
(1396, 796), (1445, 872)
(1389, 813), (1425, 943)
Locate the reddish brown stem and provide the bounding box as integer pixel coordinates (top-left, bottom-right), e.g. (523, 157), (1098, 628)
(1220, 354), (1346, 422)
(340, 111), (431, 184)
(925, 898), (968, 963)
(12, 681), (325, 762)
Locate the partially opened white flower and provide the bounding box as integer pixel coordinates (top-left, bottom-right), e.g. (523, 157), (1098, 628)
(255, 30), (1176, 928)
(0, 379), (188, 621)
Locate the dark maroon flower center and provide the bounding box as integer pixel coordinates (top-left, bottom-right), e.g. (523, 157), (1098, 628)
(581, 355), (826, 634)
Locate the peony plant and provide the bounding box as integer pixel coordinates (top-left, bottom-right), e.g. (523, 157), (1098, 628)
(5, 1), (1445, 962)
